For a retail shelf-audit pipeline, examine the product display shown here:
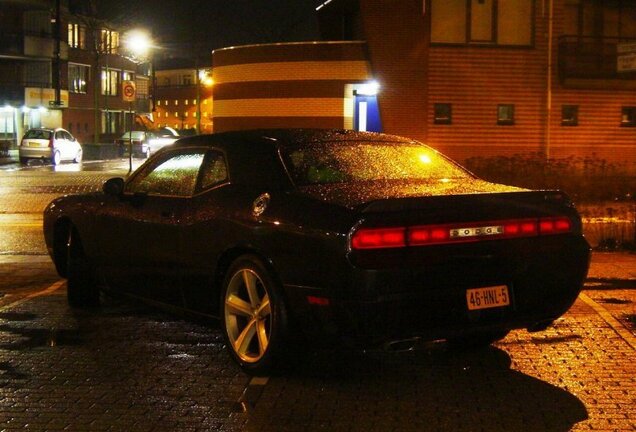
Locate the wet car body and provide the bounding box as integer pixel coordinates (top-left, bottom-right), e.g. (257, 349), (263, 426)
(43, 129), (590, 373)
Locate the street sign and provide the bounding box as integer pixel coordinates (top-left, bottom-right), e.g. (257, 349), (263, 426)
(122, 80), (136, 102)
(617, 43), (636, 73)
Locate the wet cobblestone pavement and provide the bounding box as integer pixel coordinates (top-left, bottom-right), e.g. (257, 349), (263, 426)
(0, 163), (635, 431)
(0, 258), (633, 431)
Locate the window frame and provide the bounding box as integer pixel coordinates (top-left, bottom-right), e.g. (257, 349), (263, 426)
(430, 0), (535, 47)
(433, 103), (453, 125)
(497, 104), (515, 125)
(621, 106), (636, 127)
(68, 63), (89, 94)
(561, 104), (579, 126)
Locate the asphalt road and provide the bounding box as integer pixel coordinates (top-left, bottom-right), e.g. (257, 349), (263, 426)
(0, 159), (634, 431)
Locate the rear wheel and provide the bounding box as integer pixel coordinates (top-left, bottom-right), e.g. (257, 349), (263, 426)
(52, 151), (61, 166)
(221, 255), (289, 375)
(66, 227), (99, 307)
(19, 157), (29, 165)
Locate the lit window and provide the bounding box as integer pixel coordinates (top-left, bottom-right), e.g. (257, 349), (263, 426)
(174, 100), (179, 106)
(562, 105), (579, 126)
(621, 107), (636, 127)
(68, 63), (89, 94)
(434, 103), (452, 125)
(100, 29), (119, 54)
(497, 104), (515, 125)
(192, 99), (196, 105)
(101, 68), (119, 96)
(431, 0), (532, 46)
(157, 100), (161, 106)
(174, 112), (178, 118)
(67, 23), (86, 49)
(184, 112), (189, 117)
(193, 112), (197, 118)
(184, 99), (189, 105)
(203, 99), (208, 105)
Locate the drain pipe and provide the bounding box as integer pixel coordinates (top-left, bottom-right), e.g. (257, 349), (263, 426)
(544, 0), (554, 160)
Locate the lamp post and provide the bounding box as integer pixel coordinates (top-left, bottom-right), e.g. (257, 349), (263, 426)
(123, 30), (153, 173)
(196, 68), (213, 134)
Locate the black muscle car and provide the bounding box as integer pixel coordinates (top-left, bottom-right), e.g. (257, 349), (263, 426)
(43, 129), (590, 374)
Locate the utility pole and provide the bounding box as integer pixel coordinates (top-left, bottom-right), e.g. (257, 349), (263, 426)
(53, 0), (62, 107)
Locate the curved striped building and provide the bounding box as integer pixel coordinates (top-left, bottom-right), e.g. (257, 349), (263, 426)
(212, 41), (378, 132)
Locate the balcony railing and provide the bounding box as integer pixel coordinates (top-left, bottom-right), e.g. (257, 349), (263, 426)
(558, 35), (636, 81)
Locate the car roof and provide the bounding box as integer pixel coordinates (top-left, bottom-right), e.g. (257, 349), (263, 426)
(172, 128), (416, 152)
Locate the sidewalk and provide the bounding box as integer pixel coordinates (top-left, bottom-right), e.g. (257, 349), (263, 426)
(588, 251), (636, 282)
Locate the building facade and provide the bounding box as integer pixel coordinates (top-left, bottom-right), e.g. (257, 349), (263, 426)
(0, 0), (151, 150)
(319, 0), (636, 166)
(153, 66), (213, 133)
(211, 0), (636, 170)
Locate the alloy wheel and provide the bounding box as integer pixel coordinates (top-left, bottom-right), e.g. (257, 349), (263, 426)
(224, 268), (272, 363)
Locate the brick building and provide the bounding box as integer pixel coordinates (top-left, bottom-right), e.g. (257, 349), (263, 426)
(0, 0), (151, 149)
(153, 64), (213, 134)
(212, 0), (636, 169)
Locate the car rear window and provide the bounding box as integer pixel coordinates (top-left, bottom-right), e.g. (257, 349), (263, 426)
(24, 130), (52, 140)
(281, 141), (470, 186)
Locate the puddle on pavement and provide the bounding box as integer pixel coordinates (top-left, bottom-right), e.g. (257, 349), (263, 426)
(0, 325), (84, 350)
(0, 312), (37, 321)
(596, 297), (632, 305)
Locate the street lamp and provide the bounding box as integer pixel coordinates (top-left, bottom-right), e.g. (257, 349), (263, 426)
(196, 68), (213, 134)
(123, 29), (154, 173)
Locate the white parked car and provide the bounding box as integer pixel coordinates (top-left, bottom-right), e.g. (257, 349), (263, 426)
(146, 127), (180, 155)
(19, 128), (83, 165)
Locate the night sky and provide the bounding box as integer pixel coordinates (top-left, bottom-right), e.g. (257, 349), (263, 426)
(93, 0), (321, 56)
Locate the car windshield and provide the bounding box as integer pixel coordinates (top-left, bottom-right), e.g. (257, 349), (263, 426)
(120, 131), (146, 139)
(281, 141), (471, 186)
(24, 130), (52, 140)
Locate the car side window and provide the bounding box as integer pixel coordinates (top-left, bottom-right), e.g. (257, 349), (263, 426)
(55, 131), (64, 140)
(198, 151), (228, 192)
(126, 150), (206, 197)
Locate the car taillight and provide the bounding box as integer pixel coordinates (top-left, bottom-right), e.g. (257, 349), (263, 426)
(350, 227), (406, 249)
(350, 217), (573, 250)
(48, 136), (54, 148)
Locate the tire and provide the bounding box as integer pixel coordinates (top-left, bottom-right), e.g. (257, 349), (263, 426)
(66, 227), (99, 308)
(447, 330), (510, 350)
(73, 149), (83, 164)
(221, 255), (289, 375)
(52, 151), (61, 166)
(19, 157), (29, 165)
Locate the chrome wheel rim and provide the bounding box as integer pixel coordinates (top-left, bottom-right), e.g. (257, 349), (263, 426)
(224, 268), (272, 363)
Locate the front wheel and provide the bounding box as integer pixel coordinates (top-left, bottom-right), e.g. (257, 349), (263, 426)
(52, 151), (61, 166)
(66, 227), (99, 307)
(73, 149), (82, 163)
(221, 255), (289, 375)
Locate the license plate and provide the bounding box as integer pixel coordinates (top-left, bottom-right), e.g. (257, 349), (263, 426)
(466, 285), (510, 310)
(28, 142), (41, 147)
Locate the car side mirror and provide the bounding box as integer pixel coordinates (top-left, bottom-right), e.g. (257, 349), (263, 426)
(103, 177), (125, 197)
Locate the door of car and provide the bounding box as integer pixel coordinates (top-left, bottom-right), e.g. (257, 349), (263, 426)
(95, 148), (207, 306)
(178, 149), (231, 315)
(54, 130), (67, 158)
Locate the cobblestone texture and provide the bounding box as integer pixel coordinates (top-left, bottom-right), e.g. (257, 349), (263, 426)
(0, 289), (249, 431)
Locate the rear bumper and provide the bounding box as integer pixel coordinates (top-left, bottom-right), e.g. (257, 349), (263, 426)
(284, 235), (590, 346)
(19, 147), (53, 159)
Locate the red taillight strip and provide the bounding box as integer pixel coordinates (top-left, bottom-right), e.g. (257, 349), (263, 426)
(350, 227), (406, 249)
(350, 217), (573, 250)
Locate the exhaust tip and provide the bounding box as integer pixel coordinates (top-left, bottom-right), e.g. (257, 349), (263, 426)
(383, 337), (420, 352)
